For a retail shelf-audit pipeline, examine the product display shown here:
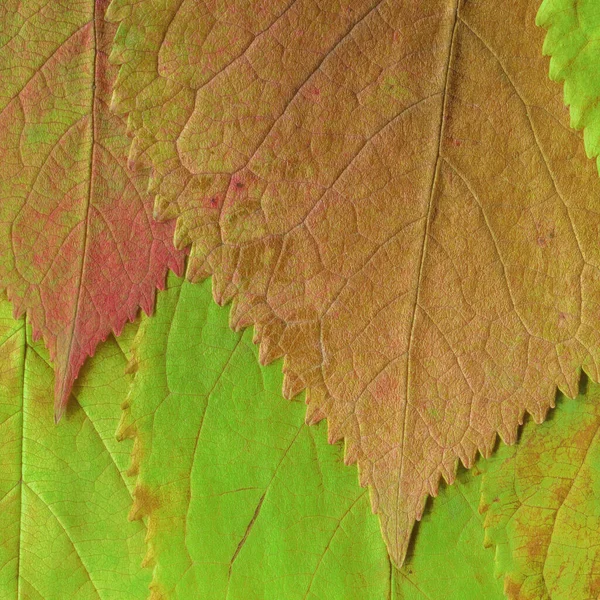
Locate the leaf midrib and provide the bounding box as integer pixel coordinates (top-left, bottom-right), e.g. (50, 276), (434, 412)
(58, 1), (100, 418)
(397, 0), (461, 552)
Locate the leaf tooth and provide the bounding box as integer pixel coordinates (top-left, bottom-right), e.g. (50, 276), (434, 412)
(153, 193), (173, 221)
(563, 371), (580, 400)
(531, 404), (550, 425)
(129, 484), (159, 521)
(436, 458), (457, 488)
(54, 352), (80, 424)
(343, 437), (359, 466)
(216, 279), (238, 307)
(173, 219), (191, 251)
(481, 430), (500, 460)
(108, 85), (126, 117)
(305, 401), (326, 426)
(229, 297), (252, 331)
(148, 588), (164, 600)
(142, 539), (156, 571)
(282, 371), (304, 400)
(54, 402), (67, 425)
(497, 419), (519, 446)
(185, 255), (209, 284)
(414, 493), (429, 522)
(6, 290), (25, 321)
(123, 110), (135, 133)
(127, 428), (143, 480)
(116, 409), (134, 442)
(259, 340), (283, 366)
(140, 294), (153, 317)
(327, 421), (344, 446)
(482, 529), (494, 549)
(147, 169), (163, 194)
(457, 439), (478, 468)
(442, 462), (457, 486)
(358, 466), (372, 494)
(121, 110), (137, 136)
(422, 477), (434, 500)
(251, 326), (262, 346)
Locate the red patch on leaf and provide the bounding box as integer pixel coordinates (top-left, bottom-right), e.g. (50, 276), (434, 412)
(0, 0), (185, 420)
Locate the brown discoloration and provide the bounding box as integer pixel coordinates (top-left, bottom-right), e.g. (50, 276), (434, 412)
(504, 578), (523, 599)
(481, 385), (600, 600)
(131, 484), (161, 522)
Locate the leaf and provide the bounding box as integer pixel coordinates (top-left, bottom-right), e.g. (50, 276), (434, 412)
(107, 0), (600, 565)
(0, 0), (185, 420)
(480, 379), (600, 600)
(489, 30), (600, 596)
(537, 0), (600, 167)
(0, 296), (150, 599)
(121, 274), (504, 600)
(396, 467), (504, 600)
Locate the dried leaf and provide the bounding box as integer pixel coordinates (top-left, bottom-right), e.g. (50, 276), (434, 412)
(480, 379), (600, 600)
(0, 298), (150, 599)
(0, 0), (184, 420)
(107, 0), (600, 565)
(121, 274), (503, 600)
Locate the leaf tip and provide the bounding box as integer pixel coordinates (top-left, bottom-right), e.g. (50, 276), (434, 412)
(54, 402), (66, 424)
(53, 365), (74, 424)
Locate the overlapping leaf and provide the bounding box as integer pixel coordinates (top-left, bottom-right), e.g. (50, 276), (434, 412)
(471, 6), (600, 595)
(0, 297), (149, 599)
(0, 0), (184, 420)
(119, 274), (503, 599)
(480, 379), (600, 600)
(107, 0), (600, 565)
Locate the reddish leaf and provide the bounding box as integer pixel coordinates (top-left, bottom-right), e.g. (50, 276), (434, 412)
(0, 0), (184, 420)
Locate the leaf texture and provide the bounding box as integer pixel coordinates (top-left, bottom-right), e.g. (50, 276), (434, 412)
(480, 379), (600, 600)
(120, 274), (503, 600)
(0, 297), (150, 599)
(0, 0), (184, 420)
(107, 0), (600, 565)
(537, 0), (600, 168)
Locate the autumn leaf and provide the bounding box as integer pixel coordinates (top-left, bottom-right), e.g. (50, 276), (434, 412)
(480, 378), (600, 600)
(0, 297), (149, 599)
(537, 0), (600, 168)
(476, 8), (600, 599)
(119, 274), (503, 600)
(0, 0), (184, 421)
(107, 0), (600, 566)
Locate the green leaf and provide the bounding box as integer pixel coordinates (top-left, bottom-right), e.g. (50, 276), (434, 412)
(0, 298), (149, 599)
(480, 379), (600, 600)
(122, 274), (503, 599)
(537, 0), (600, 165)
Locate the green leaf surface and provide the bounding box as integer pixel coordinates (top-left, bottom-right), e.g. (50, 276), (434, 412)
(537, 0), (600, 165)
(0, 298), (149, 599)
(481, 379), (600, 600)
(122, 274), (503, 600)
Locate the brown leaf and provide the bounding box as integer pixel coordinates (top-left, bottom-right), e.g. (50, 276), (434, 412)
(108, 0), (600, 565)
